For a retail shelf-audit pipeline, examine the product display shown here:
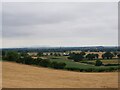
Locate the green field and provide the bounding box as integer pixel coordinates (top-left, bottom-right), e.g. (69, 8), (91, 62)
(80, 59), (119, 65)
(0, 57), (2, 61)
(47, 56), (119, 70)
(50, 57), (95, 69)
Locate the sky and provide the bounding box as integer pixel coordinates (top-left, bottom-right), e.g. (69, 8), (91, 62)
(2, 2), (118, 48)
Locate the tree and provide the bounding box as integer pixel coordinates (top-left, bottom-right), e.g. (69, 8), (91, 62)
(80, 51), (86, 56)
(113, 52), (118, 57)
(68, 53), (75, 59)
(50, 61), (66, 69)
(21, 56), (33, 65)
(37, 52), (43, 57)
(117, 54), (120, 59)
(50, 53), (53, 56)
(5, 51), (20, 62)
(2, 51), (6, 60)
(20, 52), (29, 57)
(95, 54), (99, 59)
(68, 53), (84, 62)
(2, 51), (6, 57)
(95, 60), (103, 66)
(39, 59), (51, 67)
(54, 53), (58, 56)
(102, 52), (114, 59)
(86, 54), (96, 60)
(33, 58), (42, 65)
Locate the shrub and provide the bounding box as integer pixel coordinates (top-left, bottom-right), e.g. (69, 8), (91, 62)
(39, 59), (51, 67)
(117, 54), (120, 59)
(84, 68), (93, 72)
(92, 68), (105, 72)
(51, 57), (59, 59)
(80, 61), (95, 65)
(37, 52), (43, 57)
(16, 58), (23, 63)
(68, 53), (84, 62)
(33, 58), (42, 65)
(5, 51), (20, 62)
(50, 61), (66, 69)
(95, 60), (103, 66)
(67, 57), (73, 59)
(21, 56), (33, 65)
(104, 64), (120, 66)
(102, 52), (114, 59)
(65, 67), (80, 71)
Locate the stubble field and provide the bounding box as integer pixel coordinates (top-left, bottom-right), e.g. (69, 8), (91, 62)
(2, 61), (118, 88)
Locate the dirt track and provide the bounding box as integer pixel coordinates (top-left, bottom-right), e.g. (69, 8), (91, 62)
(2, 62), (118, 88)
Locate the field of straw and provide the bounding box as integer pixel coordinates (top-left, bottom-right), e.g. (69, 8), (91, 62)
(0, 62), (2, 89)
(2, 61), (118, 88)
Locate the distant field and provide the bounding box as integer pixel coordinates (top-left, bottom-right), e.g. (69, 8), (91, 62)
(101, 60), (118, 64)
(0, 57), (2, 61)
(48, 56), (118, 70)
(50, 56), (95, 69)
(2, 61), (118, 88)
(80, 59), (118, 65)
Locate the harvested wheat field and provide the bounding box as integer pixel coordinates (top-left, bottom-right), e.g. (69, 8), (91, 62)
(2, 61), (118, 88)
(0, 62), (2, 89)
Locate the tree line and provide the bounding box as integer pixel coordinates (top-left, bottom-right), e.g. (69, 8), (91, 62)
(2, 51), (66, 69)
(2, 51), (119, 72)
(68, 51), (120, 62)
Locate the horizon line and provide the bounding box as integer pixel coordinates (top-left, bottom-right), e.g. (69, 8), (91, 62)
(1, 45), (118, 49)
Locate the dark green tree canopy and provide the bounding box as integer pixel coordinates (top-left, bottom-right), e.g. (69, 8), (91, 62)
(95, 60), (103, 66)
(68, 53), (84, 62)
(102, 52), (114, 59)
(86, 53), (99, 60)
(5, 51), (20, 61)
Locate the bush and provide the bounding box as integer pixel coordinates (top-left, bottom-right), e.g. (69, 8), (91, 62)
(102, 52), (114, 59)
(16, 58), (23, 63)
(51, 57), (59, 59)
(21, 56), (33, 65)
(104, 64), (120, 66)
(84, 68), (93, 72)
(95, 60), (103, 66)
(65, 67), (80, 71)
(65, 67), (118, 72)
(5, 51), (20, 62)
(50, 61), (66, 69)
(67, 57), (73, 59)
(33, 58), (43, 65)
(80, 61), (95, 65)
(92, 68), (105, 72)
(68, 53), (84, 62)
(39, 59), (51, 67)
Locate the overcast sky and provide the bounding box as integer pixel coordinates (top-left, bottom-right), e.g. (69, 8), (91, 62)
(2, 2), (118, 48)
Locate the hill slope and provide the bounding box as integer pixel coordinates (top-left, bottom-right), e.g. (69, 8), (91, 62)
(2, 62), (118, 88)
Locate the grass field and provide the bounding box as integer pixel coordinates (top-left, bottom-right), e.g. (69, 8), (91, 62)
(0, 57), (1, 61)
(2, 61), (118, 88)
(81, 59), (118, 64)
(101, 60), (118, 64)
(50, 57), (95, 69)
(48, 56), (118, 70)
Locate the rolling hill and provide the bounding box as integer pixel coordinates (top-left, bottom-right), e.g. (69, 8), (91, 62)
(2, 61), (118, 88)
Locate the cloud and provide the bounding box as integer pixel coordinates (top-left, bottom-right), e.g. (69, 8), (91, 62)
(2, 2), (118, 48)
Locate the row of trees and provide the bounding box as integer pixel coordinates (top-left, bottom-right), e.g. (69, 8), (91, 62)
(2, 51), (66, 69)
(37, 51), (120, 59)
(68, 52), (119, 62)
(102, 52), (114, 59)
